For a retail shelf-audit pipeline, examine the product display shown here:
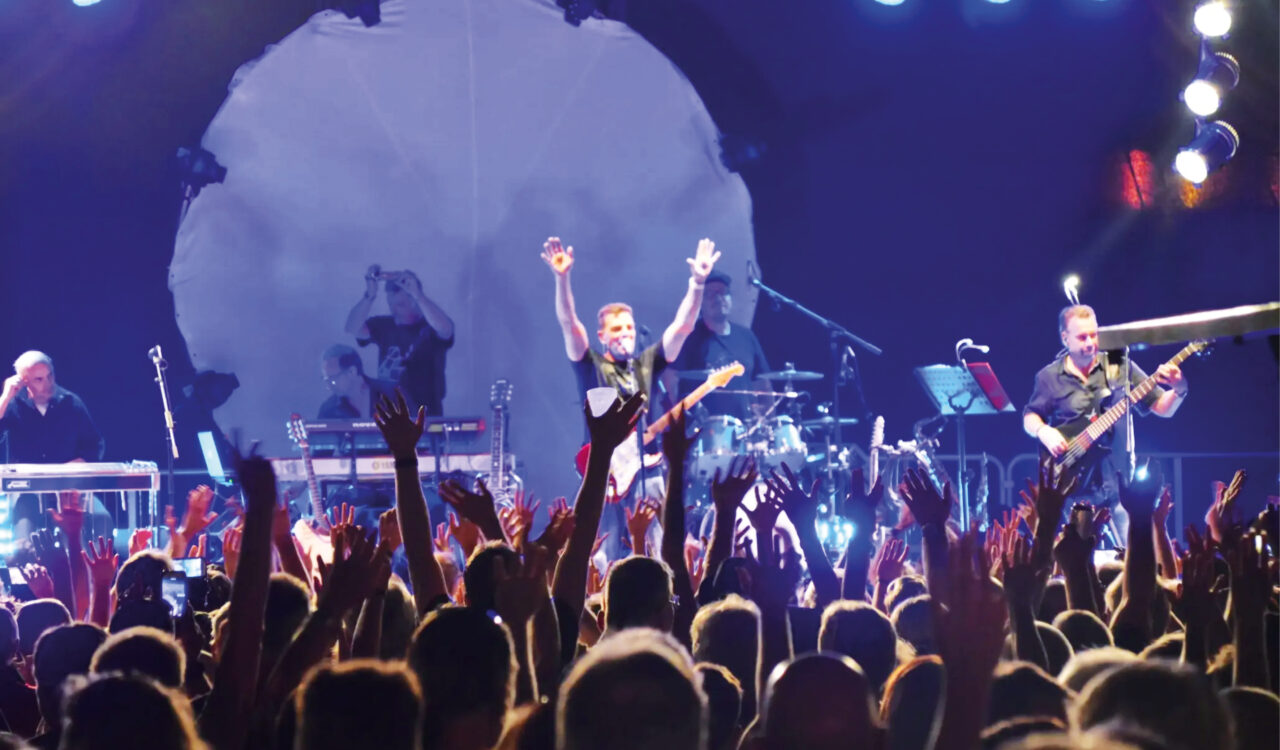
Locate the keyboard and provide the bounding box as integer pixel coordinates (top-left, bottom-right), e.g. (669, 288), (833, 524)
(0, 462), (161, 493)
(269, 453), (513, 483)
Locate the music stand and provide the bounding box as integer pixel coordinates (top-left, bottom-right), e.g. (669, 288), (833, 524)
(913, 362), (1014, 528)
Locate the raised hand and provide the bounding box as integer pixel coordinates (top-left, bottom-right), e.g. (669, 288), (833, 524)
(50, 490), (87, 539)
(1115, 474), (1160, 520)
(624, 497), (661, 555)
(237, 452), (280, 515)
(541, 237), (575, 276)
(222, 524), (243, 579)
(872, 537), (908, 586)
(1020, 458), (1078, 534)
(685, 537), (707, 591)
(1175, 526), (1216, 624)
(710, 455), (758, 517)
(364, 264), (381, 299)
(534, 498), (575, 555)
(128, 528), (153, 556)
(187, 534), (208, 561)
(1153, 485), (1174, 529)
(766, 463), (822, 534)
(585, 393), (645, 455)
(500, 491), (541, 542)
(686, 238), (722, 283)
(29, 530), (70, 583)
(1001, 533), (1048, 609)
(744, 485), (784, 541)
(840, 467), (883, 532)
(378, 508), (402, 552)
(23, 564), (54, 600)
(433, 522), (451, 554)
(590, 532), (610, 561)
(660, 405), (691, 469)
(439, 478), (503, 540)
(899, 468), (953, 528)
(82, 536), (119, 590)
(374, 391), (426, 459)
(447, 511), (483, 559)
(316, 528), (388, 616)
(328, 503), (357, 558)
(493, 551), (551, 626)
(181, 485), (219, 541)
(1205, 470), (1246, 543)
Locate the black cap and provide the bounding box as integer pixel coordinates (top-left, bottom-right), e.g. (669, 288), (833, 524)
(705, 270), (732, 287)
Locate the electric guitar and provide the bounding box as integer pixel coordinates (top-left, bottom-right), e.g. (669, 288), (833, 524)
(1044, 340), (1209, 482)
(287, 413), (334, 564)
(487, 379), (514, 506)
(866, 415), (884, 493)
(574, 362), (745, 498)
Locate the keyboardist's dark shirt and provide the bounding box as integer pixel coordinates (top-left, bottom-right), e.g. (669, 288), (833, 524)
(0, 386), (104, 463)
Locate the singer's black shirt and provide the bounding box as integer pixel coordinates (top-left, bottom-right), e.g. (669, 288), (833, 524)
(0, 386), (104, 463)
(572, 344), (668, 432)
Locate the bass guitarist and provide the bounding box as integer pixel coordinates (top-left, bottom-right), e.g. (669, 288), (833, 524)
(1023, 304), (1189, 537)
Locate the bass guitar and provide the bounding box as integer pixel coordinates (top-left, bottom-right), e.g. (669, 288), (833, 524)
(1044, 340), (1208, 482)
(574, 362), (744, 498)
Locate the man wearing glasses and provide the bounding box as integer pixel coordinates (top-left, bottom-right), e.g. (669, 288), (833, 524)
(317, 344), (400, 419)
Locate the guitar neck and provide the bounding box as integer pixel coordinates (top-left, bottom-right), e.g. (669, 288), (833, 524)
(488, 406), (505, 489)
(299, 442), (324, 519)
(644, 380), (720, 443)
(1077, 343), (1198, 444)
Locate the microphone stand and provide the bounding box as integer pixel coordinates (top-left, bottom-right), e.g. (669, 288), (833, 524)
(148, 345), (179, 543)
(749, 276), (882, 445)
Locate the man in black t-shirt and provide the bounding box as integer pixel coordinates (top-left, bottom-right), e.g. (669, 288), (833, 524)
(345, 266), (455, 416)
(541, 236), (722, 420)
(664, 270), (770, 421)
(0, 351), (105, 539)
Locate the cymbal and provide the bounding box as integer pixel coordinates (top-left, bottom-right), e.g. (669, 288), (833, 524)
(758, 367), (824, 382)
(800, 416), (860, 429)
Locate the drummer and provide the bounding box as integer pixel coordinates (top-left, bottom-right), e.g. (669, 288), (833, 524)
(662, 270), (771, 420)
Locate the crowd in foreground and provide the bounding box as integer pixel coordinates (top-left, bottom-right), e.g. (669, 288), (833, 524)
(0, 391), (1274, 750)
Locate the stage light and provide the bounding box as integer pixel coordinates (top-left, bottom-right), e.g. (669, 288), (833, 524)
(1134, 461), (1149, 481)
(72, 0), (103, 6)
(1174, 121), (1238, 184)
(874, 0), (906, 6)
(1063, 275), (1081, 305)
(1182, 52), (1239, 117)
(1193, 1), (1232, 38)
(985, 0), (1012, 4)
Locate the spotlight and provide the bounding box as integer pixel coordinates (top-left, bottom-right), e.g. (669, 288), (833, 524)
(1063, 275), (1081, 305)
(72, 0), (103, 5)
(1193, 1), (1232, 38)
(874, 0), (907, 5)
(1182, 51), (1239, 117)
(1135, 462), (1149, 481)
(1174, 120), (1238, 184)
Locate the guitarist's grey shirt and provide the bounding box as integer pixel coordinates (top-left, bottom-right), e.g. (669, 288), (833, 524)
(1024, 351), (1161, 434)
(572, 344), (669, 439)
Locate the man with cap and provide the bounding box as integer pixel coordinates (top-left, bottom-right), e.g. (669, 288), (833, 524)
(663, 269), (771, 421)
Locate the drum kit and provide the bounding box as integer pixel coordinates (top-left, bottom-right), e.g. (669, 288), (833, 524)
(676, 362), (858, 483)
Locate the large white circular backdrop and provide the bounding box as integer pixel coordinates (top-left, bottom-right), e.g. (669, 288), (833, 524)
(171, 0), (757, 498)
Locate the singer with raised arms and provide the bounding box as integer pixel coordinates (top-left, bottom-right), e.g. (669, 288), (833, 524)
(542, 235), (722, 419)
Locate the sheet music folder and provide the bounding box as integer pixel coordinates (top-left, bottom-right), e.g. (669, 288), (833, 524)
(914, 362), (1015, 416)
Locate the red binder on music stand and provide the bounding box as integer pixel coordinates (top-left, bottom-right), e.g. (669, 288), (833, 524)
(913, 362), (1014, 528)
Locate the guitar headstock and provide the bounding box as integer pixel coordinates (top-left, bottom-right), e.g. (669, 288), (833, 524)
(490, 379), (513, 409)
(287, 413), (309, 448)
(705, 362), (745, 389)
(1188, 339), (1213, 358)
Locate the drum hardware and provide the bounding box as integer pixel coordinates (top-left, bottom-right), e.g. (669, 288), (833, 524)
(756, 364), (825, 382)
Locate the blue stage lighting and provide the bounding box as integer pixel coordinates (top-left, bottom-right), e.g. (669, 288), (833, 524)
(1183, 51), (1239, 117)
(72, 0), (103, 6)
(874, 0), (906, 6)
(1174, 120), (1238, 184)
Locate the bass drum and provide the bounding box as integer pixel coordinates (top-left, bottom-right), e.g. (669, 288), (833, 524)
(688, 415), (744, 480)
(754, 416), (807, 473)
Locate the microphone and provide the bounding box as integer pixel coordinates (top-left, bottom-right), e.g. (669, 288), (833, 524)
(148, 345), (166, 366)
(746, 259), (761, 288)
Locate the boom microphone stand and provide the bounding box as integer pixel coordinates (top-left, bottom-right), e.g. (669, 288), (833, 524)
(747, 270), (882, 445)
(148, 345), (179, 542)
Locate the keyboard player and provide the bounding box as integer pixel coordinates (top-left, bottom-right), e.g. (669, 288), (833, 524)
(0, 351), (105, 539)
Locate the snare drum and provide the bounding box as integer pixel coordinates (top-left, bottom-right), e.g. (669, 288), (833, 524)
(689, 415), (744, 479)
(760, 416), (807, 472)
